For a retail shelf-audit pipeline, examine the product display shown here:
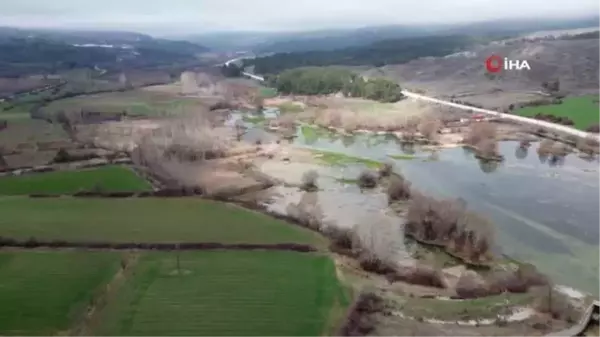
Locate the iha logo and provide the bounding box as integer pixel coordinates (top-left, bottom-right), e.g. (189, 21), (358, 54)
(485, 55), (531, 73)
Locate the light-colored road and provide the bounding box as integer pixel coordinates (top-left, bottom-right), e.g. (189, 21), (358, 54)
(226, 57), (598, 140)
(401, 91), (599, 140)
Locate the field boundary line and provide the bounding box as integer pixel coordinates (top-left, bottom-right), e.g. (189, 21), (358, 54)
(0, 237), (318, 253)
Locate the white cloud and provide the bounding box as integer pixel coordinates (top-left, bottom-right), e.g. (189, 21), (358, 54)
(0, 0), (598, 33)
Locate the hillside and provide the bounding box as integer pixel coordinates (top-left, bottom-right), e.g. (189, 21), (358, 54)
(360, 32), (599, 109)
(0, 31), (209, 77)
(246, 35), (479, 74)
(187, 15), (599, 53)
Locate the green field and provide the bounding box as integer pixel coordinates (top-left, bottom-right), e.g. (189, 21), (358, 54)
(515, 95), (599, 130)
(0, 166), (152, 195)
(41, 90), (205, 118)
(0, 251), (121, 335)
(0, 198), (324, 246)
(94, 251), (348, 336)
(259, 87), (278, 98)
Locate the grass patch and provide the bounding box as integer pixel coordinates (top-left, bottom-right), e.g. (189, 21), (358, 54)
(311, 149), (382, 169)
(388, 154), (418, 160)
(259, 87), (278, 98)
(0, 166), (152, 195)
(93, 250), (347, 336)
(399, 293), (533, 321)
(242, 113), (266, 123)
(300, 125), (327, 145)
(41, 90), (205, 118)
(0, 198), (325, 246)
(515, 95), (599, 130)
(0, 251), (121, 335)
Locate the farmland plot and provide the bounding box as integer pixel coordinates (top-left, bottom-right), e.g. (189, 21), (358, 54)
(94, 251), (348, 336)
(0, 251), (121, 335)
(0, 166), (152, 195)
(0, 198), (325, 246)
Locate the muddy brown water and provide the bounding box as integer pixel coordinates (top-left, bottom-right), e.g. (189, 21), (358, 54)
(234, 111), (599, 296)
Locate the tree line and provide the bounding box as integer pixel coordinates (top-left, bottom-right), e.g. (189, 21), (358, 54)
(245, 35), (476, 74)
(266, 67), (404, 103)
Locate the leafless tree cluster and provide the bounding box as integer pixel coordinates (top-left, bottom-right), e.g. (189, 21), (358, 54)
(133, 114), (232, 184)
(352, 218), (403, 275)
(234, 119), (245, 141)
(270, 113), (297, 129)
(314, 109), (343, 129)
(326, 218), (445, 288)
(456, 261), (549, 299)
(357, 170), (379, 189)
(337, 291), (385, 336)
(389, 263), (446, 288)
(463, 122), (500, 159)
(378, 161), (394, 178)
(285, 191), (324, 231)
(418, 116), (442, 141)
(386, 174), (411, 203)
(577, 135), (600, 157)
(405, 193), (495, 265)
(519, 139), (532, 149)
(301, 170), (319, 192)
(537, 140), (571, 164)
(533, 285), (579, 323)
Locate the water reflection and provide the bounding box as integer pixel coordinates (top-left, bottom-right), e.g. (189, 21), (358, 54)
(478, 159), (500, 173)
(515, 146), (528, 160)
(548, 155), (565, 167)
(288, 125), (599, 294)
(400, 142), (416, 154)
(341, 135), (355, 147)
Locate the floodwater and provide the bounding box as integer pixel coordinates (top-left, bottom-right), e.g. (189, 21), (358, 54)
(292, 125), (600, 295)
(233, 111), (600, 295)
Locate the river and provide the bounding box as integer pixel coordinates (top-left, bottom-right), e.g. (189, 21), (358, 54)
(236, 110), (600, 295)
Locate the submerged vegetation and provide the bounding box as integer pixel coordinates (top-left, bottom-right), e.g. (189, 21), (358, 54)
(405, 193), (495, 266)
(311, 149), (382, 168)
(463, 122), (503, 161)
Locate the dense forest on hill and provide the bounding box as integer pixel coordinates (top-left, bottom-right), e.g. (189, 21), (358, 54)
(266, 67), (404, 103)
(246, 35), (477, 74)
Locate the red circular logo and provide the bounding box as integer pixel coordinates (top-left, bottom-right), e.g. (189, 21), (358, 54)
(485, 55), (503, 73)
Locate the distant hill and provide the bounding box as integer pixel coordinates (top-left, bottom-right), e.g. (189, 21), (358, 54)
(362, 34), (599, 109)
(0, 28), (210, 77)
(0, 27), (209, 54)
(245, 35), (480, 74)
(187, 15), (599, 53)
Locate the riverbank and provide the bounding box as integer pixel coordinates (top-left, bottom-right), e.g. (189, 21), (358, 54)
(200, 138), (597, 336)
(67, 102), (598, 335)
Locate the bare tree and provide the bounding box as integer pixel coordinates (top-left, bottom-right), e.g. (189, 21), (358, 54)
(234, 119), (245, 141)
(464, 122), (497, 146)
(418, 116), (442, 141)
(301, 170), (319, 192)
(357, 170), (378, 189)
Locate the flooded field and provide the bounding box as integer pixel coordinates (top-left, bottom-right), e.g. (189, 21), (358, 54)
(236, 111), (600, 295)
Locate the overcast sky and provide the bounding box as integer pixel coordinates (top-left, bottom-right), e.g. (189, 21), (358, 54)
(0, 0), (598, 34)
